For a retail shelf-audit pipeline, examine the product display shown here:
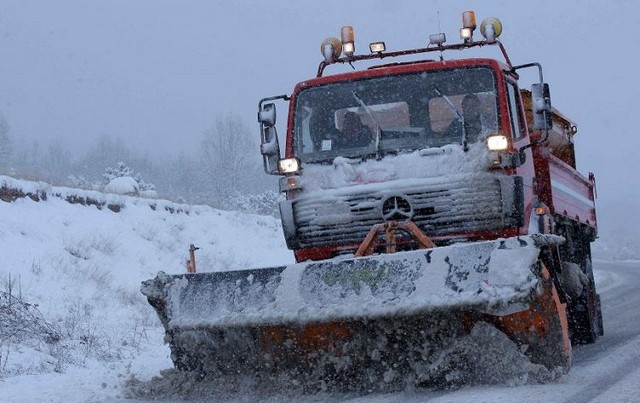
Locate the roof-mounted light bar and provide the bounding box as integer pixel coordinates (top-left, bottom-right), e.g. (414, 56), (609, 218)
(341, 25), (355, 57)
(320, 37), (342, 63)
(429, 33), (446, 46)
(460, 11), (476, 42)
(369, 41), (386, 54)
(317, 13), (508, 76)
(480, 17), (503, 43)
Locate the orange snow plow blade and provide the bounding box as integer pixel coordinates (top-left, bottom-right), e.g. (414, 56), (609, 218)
(141, 235), (570, 387)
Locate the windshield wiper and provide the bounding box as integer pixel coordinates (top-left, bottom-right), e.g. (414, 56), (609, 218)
(433, 85), (468, 151)
(351, 90), (383, 159)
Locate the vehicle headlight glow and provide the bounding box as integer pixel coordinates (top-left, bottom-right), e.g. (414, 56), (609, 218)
(342, 42), (355, 56)
(487, 134), (509, 151)
(460, 11), (476, 42)
(278, 158), (301, 174)
(459, 27), (473, 41)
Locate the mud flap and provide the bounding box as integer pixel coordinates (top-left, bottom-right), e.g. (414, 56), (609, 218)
(486, 261), (571, 371)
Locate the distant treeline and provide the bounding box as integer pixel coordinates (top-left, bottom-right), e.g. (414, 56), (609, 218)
(0, 113), (279, 214)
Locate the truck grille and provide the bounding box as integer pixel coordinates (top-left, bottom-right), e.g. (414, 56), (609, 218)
(292, 174), (520, 249)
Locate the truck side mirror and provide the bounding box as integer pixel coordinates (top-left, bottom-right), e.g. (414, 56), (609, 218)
(258, 103), (277, 127)
(531, 83), (553, 131)
(258, 102), (281, 175)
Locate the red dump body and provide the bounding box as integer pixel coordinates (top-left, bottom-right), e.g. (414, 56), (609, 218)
(522, 93), (597, 230)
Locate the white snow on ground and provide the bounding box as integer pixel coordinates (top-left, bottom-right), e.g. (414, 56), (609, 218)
(0, 176), (293, 401)
(0, 175), (639, 402)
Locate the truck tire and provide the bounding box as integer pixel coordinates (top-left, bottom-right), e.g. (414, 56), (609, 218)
(569, 258), (602, 344)
(595, 293), (604, 337)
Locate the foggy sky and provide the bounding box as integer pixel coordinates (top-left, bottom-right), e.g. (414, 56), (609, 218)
(1, 0), (638, 232)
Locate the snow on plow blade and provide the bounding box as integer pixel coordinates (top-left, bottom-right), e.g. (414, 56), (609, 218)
(141, 235), (565, 384)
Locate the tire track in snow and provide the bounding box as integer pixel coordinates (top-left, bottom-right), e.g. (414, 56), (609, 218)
(564, 261), (640, 403)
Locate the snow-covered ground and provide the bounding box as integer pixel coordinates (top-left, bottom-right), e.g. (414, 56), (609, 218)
(0, 175), (293, 401)
(0, 175), (638, 402)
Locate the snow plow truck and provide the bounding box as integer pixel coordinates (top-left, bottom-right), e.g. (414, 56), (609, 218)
(142, 12), (602, 388)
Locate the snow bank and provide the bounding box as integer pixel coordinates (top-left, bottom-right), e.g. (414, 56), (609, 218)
(0, 175), (294, 379)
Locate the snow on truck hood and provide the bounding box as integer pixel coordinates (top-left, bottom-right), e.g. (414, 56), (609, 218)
(299, 143), (492, 192)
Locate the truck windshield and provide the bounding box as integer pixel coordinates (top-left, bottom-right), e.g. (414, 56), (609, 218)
(292, 67), (499, 163)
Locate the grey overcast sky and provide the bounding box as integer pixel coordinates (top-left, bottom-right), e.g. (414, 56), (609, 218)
(0, 0), (638, 231)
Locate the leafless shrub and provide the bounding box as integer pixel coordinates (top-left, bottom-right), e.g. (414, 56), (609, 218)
(90, 234), (119, 256)
(121, 320), (149, 352)
(30, 259), (43, 276)
(115, 286), (146, 308)
(63, 234), (120, 261)
(61, 302), (115, 362)
(0, 287), (63, 377)
(81, 263), (114, 290)
(224, 190), (282, 217)
(64, 239), (90, 260)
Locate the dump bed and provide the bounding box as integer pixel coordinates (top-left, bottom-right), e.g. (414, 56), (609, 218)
(520, 90), (597, 233)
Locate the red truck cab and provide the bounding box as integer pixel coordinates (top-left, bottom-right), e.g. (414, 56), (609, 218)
(258, 15), (601, 344)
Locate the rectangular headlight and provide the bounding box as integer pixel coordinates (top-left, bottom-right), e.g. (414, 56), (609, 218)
(369, 42), (386, 53)
(277, 157), (301, 174)
(487, 134), (509, 151)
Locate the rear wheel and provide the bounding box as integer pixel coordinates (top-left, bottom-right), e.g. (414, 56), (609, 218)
(568, 258), (603, 344)
(556, 223), (603, 345)
(596, 294), (604, 336)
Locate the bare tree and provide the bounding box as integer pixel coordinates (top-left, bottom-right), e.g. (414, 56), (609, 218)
(44, 139), (72, 181)
(0, 116), (12, 170)
(158, 151), (200, 201)
(200, 114), (262, 203)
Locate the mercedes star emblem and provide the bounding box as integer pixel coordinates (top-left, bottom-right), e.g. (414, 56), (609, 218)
(381, 196), (413, 222)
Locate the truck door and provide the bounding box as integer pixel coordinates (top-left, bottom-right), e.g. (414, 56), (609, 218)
(505, 79), (537, 230)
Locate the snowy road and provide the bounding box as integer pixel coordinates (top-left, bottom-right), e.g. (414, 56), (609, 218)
(561, 260), (640, 403)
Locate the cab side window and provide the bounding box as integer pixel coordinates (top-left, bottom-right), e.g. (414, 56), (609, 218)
(507, 82), (526, 139)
